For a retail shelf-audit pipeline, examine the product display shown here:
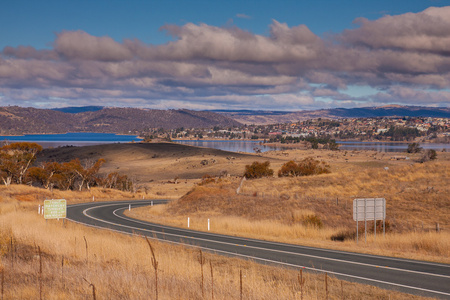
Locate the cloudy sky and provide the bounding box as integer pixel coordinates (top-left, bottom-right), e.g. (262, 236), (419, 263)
(1, 0), (450, 111)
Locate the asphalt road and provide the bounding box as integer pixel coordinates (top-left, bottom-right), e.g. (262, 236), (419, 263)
(67, 200), (450, 299)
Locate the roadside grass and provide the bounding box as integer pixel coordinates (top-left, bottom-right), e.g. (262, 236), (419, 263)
(128, 156), (450, 263)
(0, 199), (432, 299)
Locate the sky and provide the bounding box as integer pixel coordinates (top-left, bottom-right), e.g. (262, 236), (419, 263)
(1, 0), (450, 111)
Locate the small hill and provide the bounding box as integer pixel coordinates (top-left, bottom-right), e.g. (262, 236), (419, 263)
(35, 142), (261, 182)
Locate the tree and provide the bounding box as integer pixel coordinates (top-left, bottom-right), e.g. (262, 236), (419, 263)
(73, 158), (106, 191)
(407, 142), (422, 153)
(420, 149), (437, 163)
(328, 140), (339, 151)
(26, 161), (61, 189)
(277, 160), (299, 177)
(101, 172), (133, 191)
(243, 161), (274, 179)
(278, 158), (330, 177)
(0, 142), (42, 185)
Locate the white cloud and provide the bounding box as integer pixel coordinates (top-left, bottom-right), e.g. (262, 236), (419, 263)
(1, 6), (450, 110)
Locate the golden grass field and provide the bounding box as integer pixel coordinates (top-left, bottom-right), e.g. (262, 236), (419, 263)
(0, 185), (434, 299)
(1, 143), (449, 298)
(127, 148), (450, 264)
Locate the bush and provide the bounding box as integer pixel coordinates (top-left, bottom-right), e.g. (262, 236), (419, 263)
(407, 142), (422, 153)
(278, 158), (330, 177)
(302, 214), (323, 228)
(330, 230), (355, 242)
(243, 161), (274, 179)
(419, 149), (437, 163)
(199, 174), (217, 185)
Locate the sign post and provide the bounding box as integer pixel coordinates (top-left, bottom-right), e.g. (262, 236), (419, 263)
(44, 199), (67, 220)
(353, 198), (386, 244)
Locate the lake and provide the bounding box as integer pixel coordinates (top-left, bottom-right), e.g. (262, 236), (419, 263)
(174, 140), (286, 153)
(0, 133), (448, 153)
(0, 132), (142, 148)
(337, 141), (450, 152)
(175, 140), (450, 153)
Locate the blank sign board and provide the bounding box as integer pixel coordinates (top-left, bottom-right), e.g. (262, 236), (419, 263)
(44, 199), (67, 219)
(353, 198), (385, 221)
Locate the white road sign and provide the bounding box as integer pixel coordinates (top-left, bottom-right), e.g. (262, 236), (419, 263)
(44, 199), (67, 219)
(353, 198), (386, 221)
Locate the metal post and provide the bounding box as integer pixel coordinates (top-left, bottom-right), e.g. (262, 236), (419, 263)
(383, 199), (386, 237)
(364, 199), (367, 244)
(374, 199), (376, 240)
(356, 201), (358, 244)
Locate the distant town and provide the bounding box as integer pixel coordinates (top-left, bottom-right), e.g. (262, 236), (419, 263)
(142, 116), (450, 145)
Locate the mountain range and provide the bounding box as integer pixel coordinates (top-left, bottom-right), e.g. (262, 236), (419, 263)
(213, 105), (450, 124)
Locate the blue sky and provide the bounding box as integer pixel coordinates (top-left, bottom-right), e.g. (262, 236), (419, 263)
(1, 0), (450, 110)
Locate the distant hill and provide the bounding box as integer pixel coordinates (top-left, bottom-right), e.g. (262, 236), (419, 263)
(214, 106), (450, 124)
(0, 106), (241, 135)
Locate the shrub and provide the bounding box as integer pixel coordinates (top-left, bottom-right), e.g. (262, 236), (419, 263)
(419, 149), (437, 163)
(199, 174), (216, 185)
(302, 214), (323, 229)
(330, 230), (355, 242)
(243, 161), (274, 179)
(407, 142), (422, 153)
(278, 158), (330, 177)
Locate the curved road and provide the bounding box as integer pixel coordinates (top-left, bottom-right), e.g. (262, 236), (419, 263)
(67, 200), (450, 299)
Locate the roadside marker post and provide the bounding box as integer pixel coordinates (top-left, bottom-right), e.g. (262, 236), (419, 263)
(208, 219), (210, 231)
(129, 204), (131, 211)
(188, 217), (190, 228)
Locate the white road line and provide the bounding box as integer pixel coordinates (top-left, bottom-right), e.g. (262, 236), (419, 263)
(68, 206), (450, 298)
(69, 201), (448, 268)
(76, 203), (450, 282)
(111, 207), (450, 279)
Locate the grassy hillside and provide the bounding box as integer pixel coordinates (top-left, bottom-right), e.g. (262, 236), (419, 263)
(128, 150), (450, 263)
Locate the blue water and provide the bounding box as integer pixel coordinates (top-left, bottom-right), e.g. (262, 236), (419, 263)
(0, 132), (142, 148)
(337, 141), (450, 152)
(174, 140), (284, 153)
(0, 133), (448, 153)
(176, 140), (449, 153)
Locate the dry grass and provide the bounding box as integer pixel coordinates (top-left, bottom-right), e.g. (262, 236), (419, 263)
(0, 194), (432, 299)
(128, 151), (450, 263)
(1, 146), (448, 298)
